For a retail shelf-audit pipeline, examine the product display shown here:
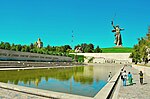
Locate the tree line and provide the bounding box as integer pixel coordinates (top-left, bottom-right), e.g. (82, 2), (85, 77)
(130, 32), (150, 64)
(74, 43), (102, 53)
(0, 42), (102, 56)
(0, 42), (73, 56)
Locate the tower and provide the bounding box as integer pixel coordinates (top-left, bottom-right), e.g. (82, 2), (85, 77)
(36, 38), (43, 48)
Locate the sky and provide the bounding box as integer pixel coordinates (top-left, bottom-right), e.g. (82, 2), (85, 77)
(0, 0), (150, 48)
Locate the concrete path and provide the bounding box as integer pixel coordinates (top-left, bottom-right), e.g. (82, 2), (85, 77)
(117, 65), (150, 99)
(0, 88), (49, 99)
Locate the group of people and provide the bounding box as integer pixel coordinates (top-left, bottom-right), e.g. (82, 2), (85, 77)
(120, 69), (144, 86)
(120, 69), (132, 86)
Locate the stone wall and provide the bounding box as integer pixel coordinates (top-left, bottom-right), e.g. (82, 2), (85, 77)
(71, 53), (132, 64)
(0, 49), (72, 62)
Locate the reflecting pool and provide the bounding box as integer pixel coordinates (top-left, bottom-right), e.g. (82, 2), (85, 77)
(0, 64), (122, 97)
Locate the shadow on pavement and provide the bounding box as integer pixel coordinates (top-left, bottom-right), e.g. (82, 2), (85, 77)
(142, 83), (147, 85)
(126, 83), (136, 86)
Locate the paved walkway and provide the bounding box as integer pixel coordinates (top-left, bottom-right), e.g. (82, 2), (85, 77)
(117, 65), (150, 99)
(0, 88), (49, 99)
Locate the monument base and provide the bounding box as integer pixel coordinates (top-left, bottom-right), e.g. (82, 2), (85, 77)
(114, 45), (123, 48)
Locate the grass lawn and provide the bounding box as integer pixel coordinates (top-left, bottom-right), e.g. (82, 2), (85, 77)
(101, 47), (133, 53)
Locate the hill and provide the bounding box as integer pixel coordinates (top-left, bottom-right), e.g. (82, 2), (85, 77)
(101, 47), (133, 53)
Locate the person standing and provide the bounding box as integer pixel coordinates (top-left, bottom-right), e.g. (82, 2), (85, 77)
(122, 70), (127, 86)
(128, 72), (133, 85)
(120, 69), (124, 80)
(120, 69), (124, 86)
(139, 71), (143, 85)
(107, 72), (112, 81)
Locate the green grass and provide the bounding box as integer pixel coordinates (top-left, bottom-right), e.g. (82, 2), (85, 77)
(101, 47), (133, 53)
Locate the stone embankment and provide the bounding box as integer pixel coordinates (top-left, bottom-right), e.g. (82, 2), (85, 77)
(0, 87), (49, 99)
(0, 61), (85, 68)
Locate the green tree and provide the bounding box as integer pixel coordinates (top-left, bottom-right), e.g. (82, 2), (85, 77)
(0, 42), (5, 49)
(46, 45), (51, 51)
(30, 43), (34, 49)
(30, 48), (37, 53)
(52, 46), (56, 51)
(130, 45), (141, 64)
(89, 43), (94, 51)
(81, 43), (87, 52)
(60, 46), (65, 52)
(130, 36), (149, 64)
(15, 44), (22, 51)
(25, 46), (30, 52)
(11, 43), (16, 51)
(21, 48), (25, 52)
(56, 46), (61, 52)
(74, 43), (97, 53)
(64, 45), (72, 51)
(84, 46), (93, 53)
(4, 42), (11, 50)
(94, 46), (102, 53)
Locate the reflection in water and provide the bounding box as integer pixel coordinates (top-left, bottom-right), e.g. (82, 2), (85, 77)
(0, 64), (122, 97)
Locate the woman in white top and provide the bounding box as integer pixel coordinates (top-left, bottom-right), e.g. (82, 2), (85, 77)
(122, 70), (127, 86)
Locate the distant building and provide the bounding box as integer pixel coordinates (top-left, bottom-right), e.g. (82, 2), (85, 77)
(35, 38), (43, 48)
(75, 47), (82, 53)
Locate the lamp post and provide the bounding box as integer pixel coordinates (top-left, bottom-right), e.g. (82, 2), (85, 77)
(71, 30), (77, 62)
(71, 30), (74, 50)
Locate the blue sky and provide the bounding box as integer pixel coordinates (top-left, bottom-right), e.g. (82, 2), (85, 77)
(0, 0), (150, 48)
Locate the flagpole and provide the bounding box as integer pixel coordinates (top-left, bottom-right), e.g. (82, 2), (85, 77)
(71, 30), (74, 50)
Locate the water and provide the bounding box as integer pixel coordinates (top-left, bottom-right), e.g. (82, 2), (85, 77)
(0, 64), (122, 97)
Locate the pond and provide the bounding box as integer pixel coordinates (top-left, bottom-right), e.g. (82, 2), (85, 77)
(0, 64), (122, 97)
